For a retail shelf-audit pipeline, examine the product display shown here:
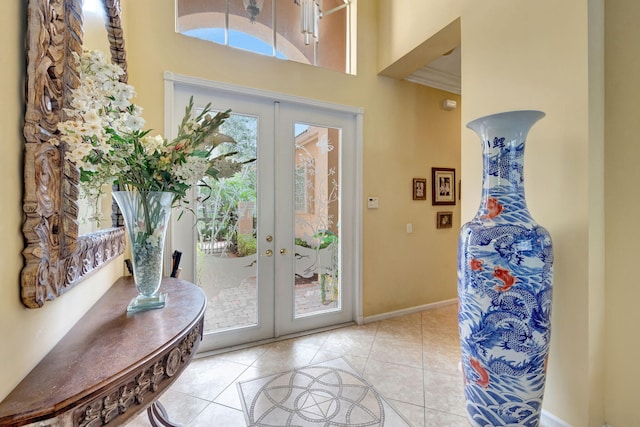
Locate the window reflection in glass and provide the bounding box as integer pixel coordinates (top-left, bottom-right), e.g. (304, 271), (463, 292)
(176, 0), (350, 73)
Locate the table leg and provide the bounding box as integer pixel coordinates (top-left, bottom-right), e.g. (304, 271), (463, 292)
(147, 400), (181, 427)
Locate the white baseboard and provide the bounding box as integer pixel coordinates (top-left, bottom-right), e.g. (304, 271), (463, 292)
(541, 410), (574, 427)
(362, 298), (457, 323)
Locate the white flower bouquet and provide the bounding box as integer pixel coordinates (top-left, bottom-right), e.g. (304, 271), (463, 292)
(51, 50), (243, 311)
(52, 50), (239, 215)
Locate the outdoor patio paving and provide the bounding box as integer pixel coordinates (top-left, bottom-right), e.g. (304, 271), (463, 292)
(196, 249), (339, 333)
(202, 279), (338, 332)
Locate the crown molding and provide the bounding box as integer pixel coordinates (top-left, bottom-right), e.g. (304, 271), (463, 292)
(405, 66), (461, 95)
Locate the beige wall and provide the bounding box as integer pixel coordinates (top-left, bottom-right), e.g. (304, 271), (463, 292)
(123, 0), (461, 317)
(462, 2), (603, 425)
(379, 0), (608, 425)
(377, 0), (462, 73)
(604, 0), (640, 425)
(0, 3), (125, 401)
(1, 0), (461, 402)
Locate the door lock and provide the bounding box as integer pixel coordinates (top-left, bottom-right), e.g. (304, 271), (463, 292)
(280, 248), (290, 255)
(262, 249), (273, 257)
(265, 235), (273, 242)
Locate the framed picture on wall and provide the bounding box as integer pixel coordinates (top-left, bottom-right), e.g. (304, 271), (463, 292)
(432, 167), (456, 205)
(437, 211), (453, 229)
(413, 178), (427, 200)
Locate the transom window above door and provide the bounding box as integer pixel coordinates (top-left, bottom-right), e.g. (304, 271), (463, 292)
(175, 0), (353, 74)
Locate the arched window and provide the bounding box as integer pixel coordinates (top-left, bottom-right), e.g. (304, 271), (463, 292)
(176, 0), (352, 74)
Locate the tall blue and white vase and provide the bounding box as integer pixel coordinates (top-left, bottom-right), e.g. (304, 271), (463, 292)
(458, 110), (554, 427)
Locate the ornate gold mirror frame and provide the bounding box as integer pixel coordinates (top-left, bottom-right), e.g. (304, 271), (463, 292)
(21, 0), (127, 308)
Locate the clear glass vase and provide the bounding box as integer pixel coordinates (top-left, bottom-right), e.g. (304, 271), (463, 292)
(112, 191), (173, 313)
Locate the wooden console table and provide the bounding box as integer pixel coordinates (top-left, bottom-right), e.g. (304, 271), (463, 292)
(0, 277), (206, 426)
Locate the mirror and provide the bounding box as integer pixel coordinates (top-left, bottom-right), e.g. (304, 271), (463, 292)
(76, 0), (118, 234)
(21, 0), (127, 308)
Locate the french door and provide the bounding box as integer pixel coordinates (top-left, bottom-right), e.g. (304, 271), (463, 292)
(168, 79), (360, 352)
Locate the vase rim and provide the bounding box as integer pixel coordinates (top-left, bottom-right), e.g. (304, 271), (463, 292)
(466, 110), (545, 133)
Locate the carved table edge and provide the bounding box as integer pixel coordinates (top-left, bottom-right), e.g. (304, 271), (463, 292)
(1, 317), (204, 427)
(73, 317), (204, 426)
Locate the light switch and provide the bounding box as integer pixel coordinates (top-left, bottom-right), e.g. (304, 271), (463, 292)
(367, 197), (379, 209)
(407, 223), (413, 233)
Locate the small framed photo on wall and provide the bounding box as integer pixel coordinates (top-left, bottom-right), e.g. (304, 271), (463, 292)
(432, 167), (456, 205)
(437, 211), (453, 229)
(413, 178), (427, 200)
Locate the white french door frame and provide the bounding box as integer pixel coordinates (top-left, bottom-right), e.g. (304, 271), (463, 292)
(163, 72), (365, 335)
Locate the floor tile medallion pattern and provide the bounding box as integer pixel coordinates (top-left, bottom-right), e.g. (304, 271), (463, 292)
(124, 304), (483, 426)
(237, 358), (411, 426)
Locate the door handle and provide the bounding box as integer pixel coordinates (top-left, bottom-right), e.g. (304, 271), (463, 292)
(280, 249), (290, 255)
(262, 249), (273, 257)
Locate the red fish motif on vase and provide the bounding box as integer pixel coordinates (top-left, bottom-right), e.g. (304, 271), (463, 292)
(482, 197), (503, 219)
(469, 358), (490, 389)
(470, 259), (484, 271)
(493, 267), (516, 292)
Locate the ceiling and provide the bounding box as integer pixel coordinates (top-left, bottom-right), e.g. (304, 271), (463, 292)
(404, 46), (461, 95)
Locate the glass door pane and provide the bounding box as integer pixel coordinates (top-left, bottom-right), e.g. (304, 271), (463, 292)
(293, 124), (341, 317)
(196, 113), (259, 333)
(170, 88), (275, 352)
(275, 102), (355, 337)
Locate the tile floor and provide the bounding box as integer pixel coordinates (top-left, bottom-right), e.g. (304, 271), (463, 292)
(126, 303), (473, 427)
(237, 357), (412, 426)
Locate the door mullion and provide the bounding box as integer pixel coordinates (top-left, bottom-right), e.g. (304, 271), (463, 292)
(273, 100), (282, 338)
